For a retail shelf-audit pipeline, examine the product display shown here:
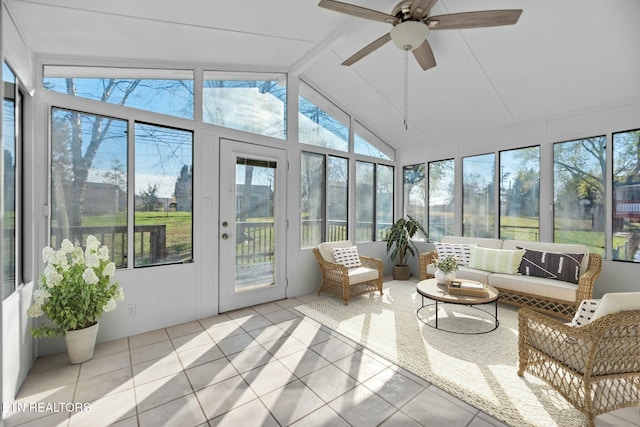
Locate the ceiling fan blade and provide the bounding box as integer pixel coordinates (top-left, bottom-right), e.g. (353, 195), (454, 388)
(409, 0), (438, 20)
(412, 40), (437, 71)
(427, 10), (522, 30)
(318, 0), (399, 24)
(342, 33), (392, 66)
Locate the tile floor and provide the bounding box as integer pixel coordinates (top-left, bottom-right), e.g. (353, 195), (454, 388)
(4, 293), (640, 427)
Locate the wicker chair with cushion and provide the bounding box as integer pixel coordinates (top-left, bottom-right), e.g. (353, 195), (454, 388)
(518, 292), (640, 427)
(313, 240), (383, 305)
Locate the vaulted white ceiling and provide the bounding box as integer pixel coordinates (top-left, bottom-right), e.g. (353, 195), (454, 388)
(6, 0), (640, 151)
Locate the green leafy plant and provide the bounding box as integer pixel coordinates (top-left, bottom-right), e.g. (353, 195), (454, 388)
(385, 215), (428, 266)
(431, 255), (459, 274)
(27, 236), (125, 338)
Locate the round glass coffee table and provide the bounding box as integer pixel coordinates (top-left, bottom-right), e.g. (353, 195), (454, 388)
(416, 278), (500, 334)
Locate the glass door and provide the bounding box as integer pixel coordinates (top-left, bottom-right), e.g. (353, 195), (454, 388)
(219, 139), (287, 312)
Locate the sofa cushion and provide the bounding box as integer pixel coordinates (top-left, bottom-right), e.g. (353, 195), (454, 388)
(441, 236), (503, 249)
(454, 266), (492, 284)
(590, 292), (640, 322)
(468, 247), (525, 274)
(503, 240), (590, 275)
(518, 248), (584, 284)
(435, 242), (477, 266)
(332, 246), (362, 268)
(489, 273), (577, 302)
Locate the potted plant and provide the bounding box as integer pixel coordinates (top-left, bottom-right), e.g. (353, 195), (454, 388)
(385, 215), (428, 280)
(431, 254), (459, 285)
(27, 235), (125, 364)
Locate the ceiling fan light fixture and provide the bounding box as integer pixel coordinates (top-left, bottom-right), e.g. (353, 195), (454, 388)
(390, 21), (430, 50)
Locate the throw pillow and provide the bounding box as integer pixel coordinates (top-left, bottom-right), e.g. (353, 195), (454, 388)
(468, 247), (525, 274)
(590, 292), (640, 322)
(570, 299), (601, 326)
(435, 242), (477, 267)
(517, 249), (584, 284)
(331, 246), (362, 268)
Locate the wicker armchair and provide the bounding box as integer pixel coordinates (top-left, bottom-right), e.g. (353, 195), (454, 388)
(313, 240), (383, 305)
(518, 307), (640, 427)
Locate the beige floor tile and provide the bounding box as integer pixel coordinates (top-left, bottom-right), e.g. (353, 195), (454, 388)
(185, 357), (238, 391)
(289, 405), (350, 427)
(380, 410), (422, 426)
(75, 366), (133, 403)
(274, 298), (304, 309)
(226, 345), (273, 374)
(198, 313), (232, 328)
(363, 367), (425, 409)
(128, 328), (169, 349)
(29, 352), (72, 374)
(132, 352), (183, 386)
(216, 332), (259, 355)
(135, 371), (194, 413)
(400, 387), (476, 426)
(263, 308), (299, 324)
(171, 330), (214, 352)
(68, 388), (136, 427)
(195, 375), (258, 420)
(252, 302), (284, 315)
(92, 338), (129, 359)
(260, 379), (325, 426)
(278, 348), (331, 378)
(241, 360), (295, 396)
(299, 364), (358, 403)
(205, 322), (245, 342)
(261, 334), (307, 359)
(138, 393), (206, 427)
(248, 324), (290, 344)
(18, 364), (79, 394)
(177, 342), (224, 369)
(4, 410), (70, 427)
(78, 350), (130, 381)
(224, 307), (258, 320)
(130, 339), (175, 365)
(310, 337), (359, 363)
(165, 320), (204, 339)
(328, 385), (397, 427)
(333, 350), (388, 382)
(209, 399), (279, 427)
(234, 314), (273, 332)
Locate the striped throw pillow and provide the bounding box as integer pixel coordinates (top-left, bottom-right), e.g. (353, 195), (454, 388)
(332, 246), (362, 268)
(468, 247), (525, 274)
(435, 243), (477, 267)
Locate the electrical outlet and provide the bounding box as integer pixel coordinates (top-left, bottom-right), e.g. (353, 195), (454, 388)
(128, 304), (136, 317)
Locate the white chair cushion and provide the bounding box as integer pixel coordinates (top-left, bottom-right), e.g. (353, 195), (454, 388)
(489, 273), (577, 302)
(590, 292), (640, 322)
(317, 240), (354, 262)
(348, 266), (379, 285)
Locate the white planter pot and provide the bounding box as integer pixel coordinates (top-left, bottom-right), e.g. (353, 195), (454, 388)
(64, 322), (99, 364)
(434, 269), (455, 285)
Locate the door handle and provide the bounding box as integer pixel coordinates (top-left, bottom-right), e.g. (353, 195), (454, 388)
(222, 234), (229, 240)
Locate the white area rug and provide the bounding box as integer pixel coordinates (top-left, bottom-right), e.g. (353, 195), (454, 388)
(296, 280), (585, 427)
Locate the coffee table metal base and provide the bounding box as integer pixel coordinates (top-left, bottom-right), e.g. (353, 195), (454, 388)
(417, 296), (499, 334)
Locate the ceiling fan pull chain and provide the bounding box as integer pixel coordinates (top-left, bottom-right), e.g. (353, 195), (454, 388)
(404, 49), (409, 131)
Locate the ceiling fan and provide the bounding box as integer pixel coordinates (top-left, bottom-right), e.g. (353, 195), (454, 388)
(318, 0), (522, 71)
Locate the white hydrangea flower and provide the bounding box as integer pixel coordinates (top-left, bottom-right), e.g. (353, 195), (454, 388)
(82, 268), (99, 285)
(33, 289), (50, 304)
(86, 235), (100, 252)
(54, 249), (67, 265)
(103, 262), (116, 278)
(98, 246), (109, 261)
(85, 253), (100, 269)
(27, 304), (44, 318)
(102, 299), (117, 313)
(114, 287), (125, 302)
(72, 247), (85, 265)
(42, 246), (56, 264)
(61, 239), (75, 253)
(44, 264), (63, 287)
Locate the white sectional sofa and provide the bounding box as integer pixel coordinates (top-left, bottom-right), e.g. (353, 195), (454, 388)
(419, 236), (603, 320)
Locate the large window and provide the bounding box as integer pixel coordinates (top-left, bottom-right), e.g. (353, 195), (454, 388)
(499, 147), (540, 241)
(463, 154), (495, 237)
(355, 161), (375, 242)
(553, 136), (606, 255)
(300, 153), (348, 248)
(429, 159), (455, 241)
(612, 129), (640, 262)
(403, 163), (426, 234)
(50, 108), (129, 266)
(3, 61), (20, 300)
(203, 72), (286, 139)
(298, 82), (349, 152)
(377, 164), (394, 238)
(43, 66), (194, 119)
(134, 123), (193, 266)
(354, 121), (392, 160)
